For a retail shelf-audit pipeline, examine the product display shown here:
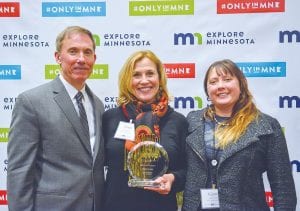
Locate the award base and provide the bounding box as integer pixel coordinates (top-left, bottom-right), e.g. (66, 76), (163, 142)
(128, 179), (160, 188)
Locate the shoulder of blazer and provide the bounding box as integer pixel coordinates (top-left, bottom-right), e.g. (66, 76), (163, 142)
(219, 112), (276, 162)
(17, 77), (62, 101)
(186, 109), (205, 133)
(242, 112), (275, 139)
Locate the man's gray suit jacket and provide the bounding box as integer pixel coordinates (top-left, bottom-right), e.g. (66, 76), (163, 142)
(7, 77), (105, 211)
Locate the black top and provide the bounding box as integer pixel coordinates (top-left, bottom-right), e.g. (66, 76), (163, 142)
(103, 106), (188, 211)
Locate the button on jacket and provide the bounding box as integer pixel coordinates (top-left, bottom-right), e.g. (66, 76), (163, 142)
(183, 109), (297, 211)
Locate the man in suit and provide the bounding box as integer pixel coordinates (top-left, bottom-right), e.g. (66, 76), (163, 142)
(7, 26), (105, 211)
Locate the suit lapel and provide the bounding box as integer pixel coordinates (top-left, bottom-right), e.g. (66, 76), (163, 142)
(186, 111), (207, 162)
(219, 116), (273, 165)
(86, 86), (102, 163)
(51, 77), (92, 155)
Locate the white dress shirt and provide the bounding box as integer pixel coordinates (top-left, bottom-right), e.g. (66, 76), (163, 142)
(59, 75), (95, 155)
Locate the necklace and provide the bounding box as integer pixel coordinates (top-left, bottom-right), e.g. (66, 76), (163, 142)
(213, 114), (230, 126)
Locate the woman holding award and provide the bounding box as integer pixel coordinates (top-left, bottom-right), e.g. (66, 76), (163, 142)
(182, 59), (297, 210)
(103, 50), (188, 211)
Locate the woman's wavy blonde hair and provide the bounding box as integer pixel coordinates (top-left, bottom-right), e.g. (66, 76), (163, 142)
(204, 59), (260, 149)
(117, 50), (169, 106)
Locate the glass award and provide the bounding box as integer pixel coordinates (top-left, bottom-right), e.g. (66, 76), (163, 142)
(127, 141), (169, 188)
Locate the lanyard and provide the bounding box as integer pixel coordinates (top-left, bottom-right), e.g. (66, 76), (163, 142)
(210, 123), (219, 189)
(206, 115), (228, 189)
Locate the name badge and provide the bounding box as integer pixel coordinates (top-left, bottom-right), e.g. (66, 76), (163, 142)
(114, 121), (135, 141)
(200, 188), (220, 209)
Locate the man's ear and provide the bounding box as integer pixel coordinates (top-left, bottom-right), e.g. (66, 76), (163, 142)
(55, 52), (61, 64)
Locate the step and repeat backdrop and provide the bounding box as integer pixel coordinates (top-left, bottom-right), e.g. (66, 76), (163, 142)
(0, 0), (299, 210)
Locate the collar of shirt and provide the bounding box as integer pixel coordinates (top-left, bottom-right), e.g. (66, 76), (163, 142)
(59, 74), (87, 100)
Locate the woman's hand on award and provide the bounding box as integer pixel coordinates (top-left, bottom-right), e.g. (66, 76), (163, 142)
(144, 173), (175, 195)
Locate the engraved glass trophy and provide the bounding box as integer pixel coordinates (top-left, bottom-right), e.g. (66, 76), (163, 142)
(127, 141), (169, 188)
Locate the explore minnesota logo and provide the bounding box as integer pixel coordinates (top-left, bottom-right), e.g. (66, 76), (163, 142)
(129, 0), (194, 16)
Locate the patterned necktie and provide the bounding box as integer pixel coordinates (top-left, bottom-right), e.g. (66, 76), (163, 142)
(75, 91), (90, 138)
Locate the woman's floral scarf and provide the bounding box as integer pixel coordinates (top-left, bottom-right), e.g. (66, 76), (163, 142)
(121, 92), (169, 153)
